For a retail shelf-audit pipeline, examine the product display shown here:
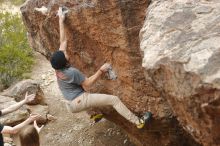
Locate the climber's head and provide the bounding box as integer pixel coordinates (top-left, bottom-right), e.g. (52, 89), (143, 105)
(50, 50), (68, 70)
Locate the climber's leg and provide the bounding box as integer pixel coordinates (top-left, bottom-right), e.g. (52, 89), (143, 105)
(66, 93), (105, 123)
(68, 92), (152, 128)
(67, 93), (90, 113)
(83, 93), (139, 125)
(86, 93), (152, 128)
(136, 112), (152, 129)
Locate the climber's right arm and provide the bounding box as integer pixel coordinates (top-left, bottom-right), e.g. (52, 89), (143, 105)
(58, 7), (68, 60)
(81, 63), (111, 90)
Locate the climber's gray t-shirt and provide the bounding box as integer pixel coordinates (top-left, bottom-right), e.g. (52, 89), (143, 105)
(57, 67), (85, 101)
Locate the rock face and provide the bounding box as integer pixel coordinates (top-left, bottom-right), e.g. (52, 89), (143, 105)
(140, 0), (220, 146)
(21, 0), (201, 146)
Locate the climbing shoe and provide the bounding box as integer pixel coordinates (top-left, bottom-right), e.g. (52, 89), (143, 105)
(136, 112), (152, 129)
(90, 114), (104, 123)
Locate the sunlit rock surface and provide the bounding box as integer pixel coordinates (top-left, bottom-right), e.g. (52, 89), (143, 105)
(140, 1), (220, 145)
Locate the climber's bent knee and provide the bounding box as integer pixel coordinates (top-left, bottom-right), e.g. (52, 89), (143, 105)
(110, 95), (120, 105)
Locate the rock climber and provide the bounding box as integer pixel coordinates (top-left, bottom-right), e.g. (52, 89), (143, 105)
(0, 92), (41, 146)
(50, 7), (152, 129)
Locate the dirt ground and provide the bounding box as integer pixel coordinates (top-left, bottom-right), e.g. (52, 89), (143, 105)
(30, 52), (135, 146)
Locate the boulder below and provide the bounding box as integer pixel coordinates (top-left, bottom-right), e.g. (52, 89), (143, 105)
(0, 80), (49, 126)
(1, 79), (45, 105)
(0, 95), (29, 126)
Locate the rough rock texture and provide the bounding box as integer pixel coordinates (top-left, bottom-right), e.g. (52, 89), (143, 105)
(21, 0), (200, 145)
(1, 79), (45, 105)
(0, 95), (29, 126)
(0, 80), (49, 126)
(140, 0), (220, 146)
(27, 104), (49, 123)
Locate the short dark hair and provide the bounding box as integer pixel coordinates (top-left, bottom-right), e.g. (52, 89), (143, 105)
(50, 51), (67, 70)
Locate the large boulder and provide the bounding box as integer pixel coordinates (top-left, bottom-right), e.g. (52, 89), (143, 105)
(1, 79), (45, 105)
(21, 0), (200, 145)
(27, 104), (49, 124)
(140, 0), (220, 146)
(0, 95), (29, 126)
(0, 79), (49, 126)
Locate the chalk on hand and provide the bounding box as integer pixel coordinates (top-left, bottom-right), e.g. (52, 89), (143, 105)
(57, 6), (69, 17)
(107, 66), (117, 80)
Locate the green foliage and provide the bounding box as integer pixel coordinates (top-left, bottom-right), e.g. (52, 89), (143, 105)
(0, 12), (33, 88)
(12, 0), (26, 5)
(0, 0), (26, 6)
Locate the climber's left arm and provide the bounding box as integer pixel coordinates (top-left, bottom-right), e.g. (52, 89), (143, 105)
(58, 7), (68, 60)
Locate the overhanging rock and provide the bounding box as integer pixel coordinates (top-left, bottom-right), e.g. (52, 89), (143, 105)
(140, 1), (220, 146)
(21, 0), (201, 145)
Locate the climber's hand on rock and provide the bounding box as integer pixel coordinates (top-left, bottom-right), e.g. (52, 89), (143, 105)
(58, 7), (65, 21)
(100, 63), (111, 72)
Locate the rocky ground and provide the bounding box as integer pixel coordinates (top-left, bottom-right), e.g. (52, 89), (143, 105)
(30, 52), (135, 146)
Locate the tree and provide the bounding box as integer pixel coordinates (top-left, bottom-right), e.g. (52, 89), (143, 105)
(0, 12), (33, 88)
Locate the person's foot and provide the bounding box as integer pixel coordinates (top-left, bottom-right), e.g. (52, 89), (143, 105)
(136, 112), (152, 129)
(90, 114), (104, 123)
